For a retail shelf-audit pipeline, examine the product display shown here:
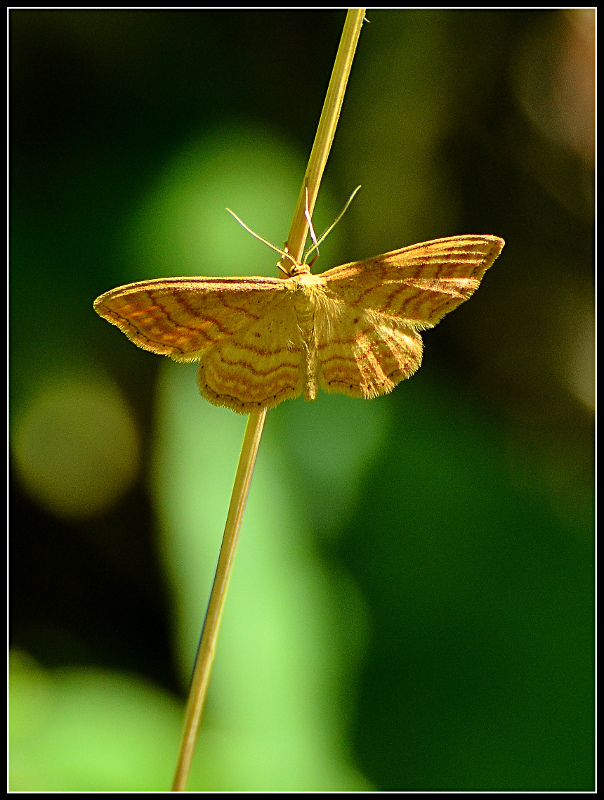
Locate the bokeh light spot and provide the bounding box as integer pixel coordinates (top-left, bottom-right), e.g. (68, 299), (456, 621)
(12, 374), (140, 520)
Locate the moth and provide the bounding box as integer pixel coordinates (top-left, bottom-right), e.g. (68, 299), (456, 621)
(94, 235), (504, 414)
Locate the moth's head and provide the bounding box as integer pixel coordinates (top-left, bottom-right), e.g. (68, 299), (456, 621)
(287, 261), (311, 278)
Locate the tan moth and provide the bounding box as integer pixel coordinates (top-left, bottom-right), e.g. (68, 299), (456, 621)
(94, 234), (504, 414)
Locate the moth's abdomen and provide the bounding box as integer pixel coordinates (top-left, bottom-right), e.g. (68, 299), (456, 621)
(291, 279), (327, 402)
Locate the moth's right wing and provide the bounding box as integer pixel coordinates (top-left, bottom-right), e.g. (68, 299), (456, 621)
(313, 236), (503, 400)
(321, 235), (504, 328)
(313, 294), (424, 401)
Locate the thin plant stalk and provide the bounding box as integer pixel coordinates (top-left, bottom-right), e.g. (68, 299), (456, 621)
(283, 9), (365, 266)
(171, 9), (366, 792)
(171, 408), (266, 791)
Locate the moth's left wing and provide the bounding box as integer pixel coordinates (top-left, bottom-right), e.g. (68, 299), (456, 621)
(198, 291), (306, 413)
(93, 276), (288, 362)
(322, 235), (504, 329)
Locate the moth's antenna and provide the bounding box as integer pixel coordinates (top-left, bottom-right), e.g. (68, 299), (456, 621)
(226, 208), (296, 275)
(304, 188), (319, 251)
(304, 187), (321, 267)
(303, 185), (361, 263)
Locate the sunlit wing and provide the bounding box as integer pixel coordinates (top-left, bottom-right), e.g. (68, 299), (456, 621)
(315, 298), (423, 400)
(197, 292), (306, 413)
(93, 276), (288, 362)
(321, 235), (504, 328)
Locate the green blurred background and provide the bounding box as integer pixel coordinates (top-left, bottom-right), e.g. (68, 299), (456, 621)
(10, 9), (594, 791)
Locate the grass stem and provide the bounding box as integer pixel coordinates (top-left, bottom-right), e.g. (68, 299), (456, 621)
(171, 9), (366, 791)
